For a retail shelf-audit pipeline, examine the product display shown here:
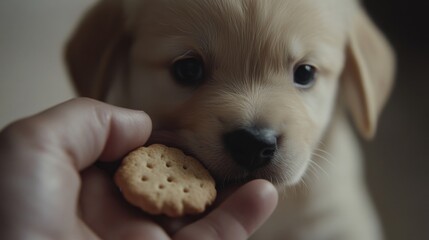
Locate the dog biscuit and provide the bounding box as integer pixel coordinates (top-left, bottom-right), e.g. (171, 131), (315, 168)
(114, 144), (216, 217)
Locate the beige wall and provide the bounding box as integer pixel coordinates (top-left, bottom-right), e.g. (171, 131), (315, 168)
(0, 0), (93, 129)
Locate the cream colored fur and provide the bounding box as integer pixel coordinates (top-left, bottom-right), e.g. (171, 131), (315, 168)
(65, 0), (395, 239)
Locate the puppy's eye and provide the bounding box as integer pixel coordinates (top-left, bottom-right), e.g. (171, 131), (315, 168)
(172, 58), (205, 87)
(294, 64), (317, 89)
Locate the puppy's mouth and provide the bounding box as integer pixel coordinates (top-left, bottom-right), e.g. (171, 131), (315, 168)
(148, 130), (287, 187)
(146, 130), (192, 155)
(218, 164), (286, 187)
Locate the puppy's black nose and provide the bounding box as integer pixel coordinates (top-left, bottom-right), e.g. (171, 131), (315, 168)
(223, 127), (278, 171)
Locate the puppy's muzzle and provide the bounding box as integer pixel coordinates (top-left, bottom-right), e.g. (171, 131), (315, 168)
(223, 127), (278, 171)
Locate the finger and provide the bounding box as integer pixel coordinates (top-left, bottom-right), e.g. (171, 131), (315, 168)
(174, 179), (278, 240)
(1, 97), (152, 170)
(79, 166), (170, 240)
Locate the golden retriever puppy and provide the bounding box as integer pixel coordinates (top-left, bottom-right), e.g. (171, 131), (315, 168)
(65, 0), (395, 239)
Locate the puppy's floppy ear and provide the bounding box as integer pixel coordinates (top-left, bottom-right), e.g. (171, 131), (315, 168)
(341, 6), (395, 139)
(65, 0), (132, 100)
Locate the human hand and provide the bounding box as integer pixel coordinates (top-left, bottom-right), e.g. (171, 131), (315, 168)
(0, 98), (278, 240)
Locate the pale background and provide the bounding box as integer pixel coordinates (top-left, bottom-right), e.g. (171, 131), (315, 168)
(0, 0), (92, 128)
(0, 1), (428, 239)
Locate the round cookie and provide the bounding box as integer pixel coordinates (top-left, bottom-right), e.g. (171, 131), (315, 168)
(114, 144), (217, 217)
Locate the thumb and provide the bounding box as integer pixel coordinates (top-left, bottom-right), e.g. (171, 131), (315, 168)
(174, 180), (278, 240)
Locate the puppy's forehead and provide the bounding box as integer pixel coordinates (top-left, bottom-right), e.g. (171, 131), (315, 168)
(132, 0), (350, 73)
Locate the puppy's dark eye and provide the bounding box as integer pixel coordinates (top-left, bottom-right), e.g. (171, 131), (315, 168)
(172, 58), (205, 87)
(294, 64), (317, 88)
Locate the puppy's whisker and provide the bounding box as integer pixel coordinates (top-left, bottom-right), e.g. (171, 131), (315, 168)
(285, 183), (298, 198)
(300, 178), (310, 192)
(309, 155), (329, 177)
(301, 161), (319, 188)
(291, 176), (310, 196)
(306, 160), (321, 181)
(312, 148), (334, 168)
(308, 149), (334, 185)
(314, 142), (333, 158)
(313, 148), (333, 160)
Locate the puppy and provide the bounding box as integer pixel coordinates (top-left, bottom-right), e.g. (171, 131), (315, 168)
(65, 0), (395, 239)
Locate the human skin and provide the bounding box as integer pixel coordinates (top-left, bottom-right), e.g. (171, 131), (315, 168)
(0, 98), (278, 240)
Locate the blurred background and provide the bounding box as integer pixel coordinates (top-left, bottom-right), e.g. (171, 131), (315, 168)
(0, 0), (428, 239)
(363, 0), (429, 239)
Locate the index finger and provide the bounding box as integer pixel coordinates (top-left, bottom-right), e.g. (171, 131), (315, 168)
(1, 97), (152, 170)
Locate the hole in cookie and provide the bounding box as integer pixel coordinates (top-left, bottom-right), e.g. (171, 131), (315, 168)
(183, 188), (189, 193)
(167, 176), (174, 183)
(159, 184), (165, 189)
(166, 162), (172, 168)
(141, 176), (148, 181)
(200, 183), (204, 188)
(182, 165), (188, 170)
(146, 163), (154, 169)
